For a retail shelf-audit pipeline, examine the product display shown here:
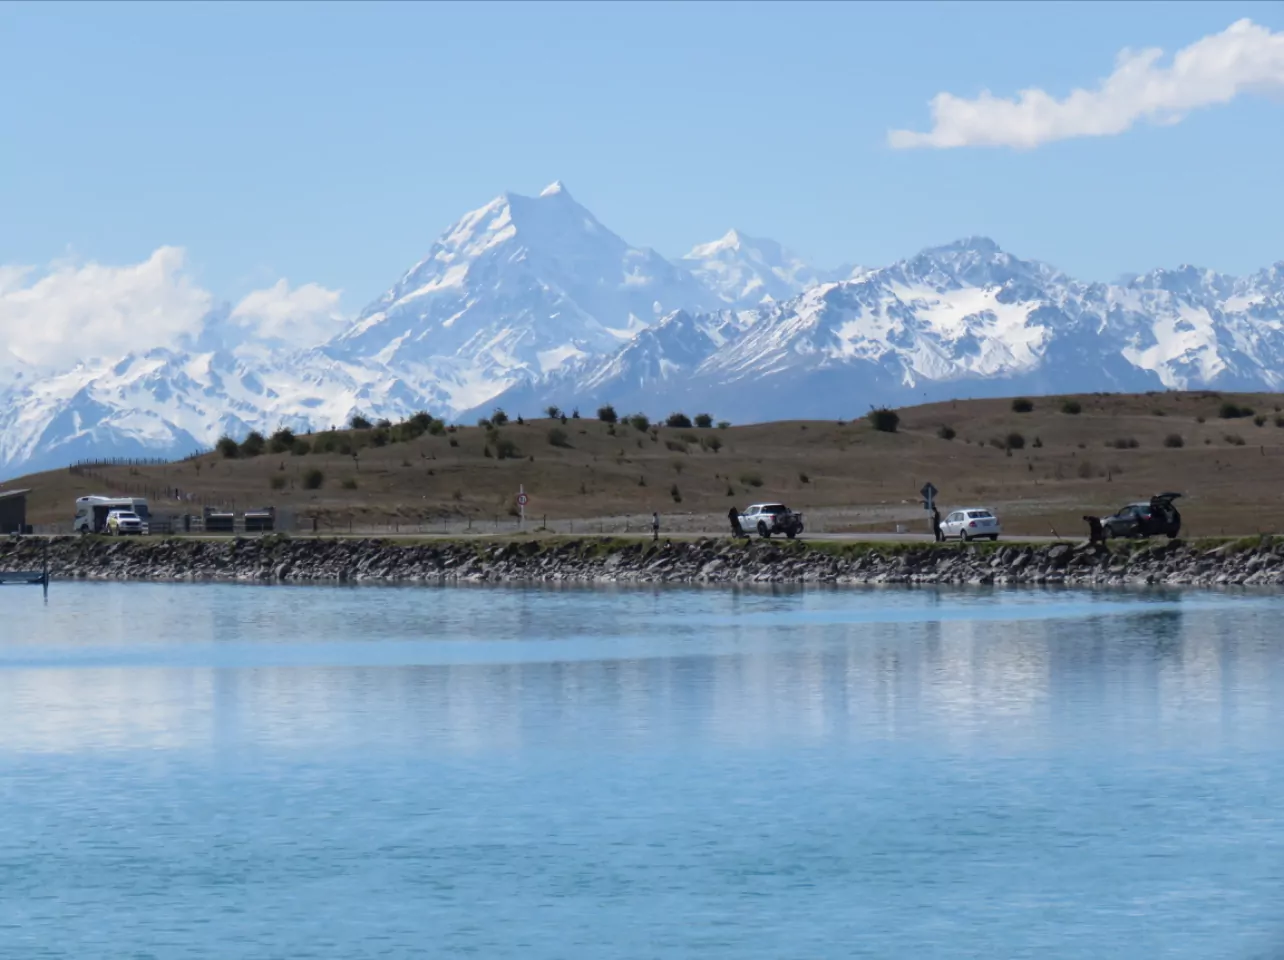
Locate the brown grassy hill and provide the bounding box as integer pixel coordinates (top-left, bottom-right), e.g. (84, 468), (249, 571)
(10, 391), (1284, 537)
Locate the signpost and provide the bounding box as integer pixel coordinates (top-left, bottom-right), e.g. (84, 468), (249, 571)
(517, 485), (529, 528)
(920, 482), (938, 511)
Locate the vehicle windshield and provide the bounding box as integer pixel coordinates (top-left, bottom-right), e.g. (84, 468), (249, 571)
(761, 505), (787, 514)
(132, 504), (150, 519)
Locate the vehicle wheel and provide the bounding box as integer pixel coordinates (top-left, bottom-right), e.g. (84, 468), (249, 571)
(757, 522), (770, 539)
(960, 530), (971, 543)
(786, 530), (797, 540)
(989, 535), (999, 542)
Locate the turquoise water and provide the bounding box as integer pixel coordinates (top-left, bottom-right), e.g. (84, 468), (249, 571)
(3, 583), (1284, 958)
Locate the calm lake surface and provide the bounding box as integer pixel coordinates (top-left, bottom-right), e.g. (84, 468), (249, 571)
(3, 583), (1284, 958)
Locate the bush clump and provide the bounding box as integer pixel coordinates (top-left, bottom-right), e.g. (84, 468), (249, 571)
(1109, 437), (1140, 449)
(494, 436), (520, 459)
(665, 412), (692, 429)
(544, 405), (562, 419)
(597, 404), (618, 424)
(216, 436), (240, 459)
(936, 424), (956, 440)
(866, 407), (900, 433)
(1011, 397), (1034, 413)
(1006, 432), (1026, 450)
(664, 439), (687, 453)
(1163, 433), (1185, 448)
(302, 468), (325, 490)
(1061, 400), (1082, 415)
(268, 428), (296, 454)
(740, 472), (764, 488)
(1219, 402), (1254, 419)
(1254, 414), (1267, 427)
(1224, 433), (1246, 446)
(547, 427), (571, 448)
(349, 414), (372, 430)
(490, 408), (509, 426)
(240, 431), (266, 457)
(628, 413), (650, 432)
(670, 483), (682, 503)
(694, 413), (714, 429)
(291, 439), (311, 456)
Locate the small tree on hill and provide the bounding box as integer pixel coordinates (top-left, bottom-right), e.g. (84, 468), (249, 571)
(216, 436), (240, 459)
(867, 407), (900, 433)
(694, 413), (714, 428)
(491, 408), (510, 426)
(240, 431), (266, 457)
(597, 404), (618, 424)
(665, 412), (693, 428)
(545, 405), (562, 419)
(1012, 397), (1034, 413)
(629, 413), (650, 432)
(349, 413), (372, 430)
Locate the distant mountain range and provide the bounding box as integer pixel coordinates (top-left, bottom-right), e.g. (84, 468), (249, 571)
(3, 181), (1283, 477)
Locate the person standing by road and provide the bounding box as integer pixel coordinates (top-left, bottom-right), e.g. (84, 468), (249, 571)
(931, 505), (943, 542)
(651, 512), (660, 542)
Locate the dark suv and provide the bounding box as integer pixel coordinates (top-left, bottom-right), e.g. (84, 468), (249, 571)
(1102, 493), (1182, 540)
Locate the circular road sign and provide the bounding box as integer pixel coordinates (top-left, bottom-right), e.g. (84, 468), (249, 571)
(517, 493), (529, 506)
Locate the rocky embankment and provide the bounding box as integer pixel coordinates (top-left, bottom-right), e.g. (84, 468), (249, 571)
(3, 535), (1284, 587)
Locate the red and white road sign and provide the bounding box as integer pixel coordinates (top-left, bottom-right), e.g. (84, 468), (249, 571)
(516, 493), (529, 506)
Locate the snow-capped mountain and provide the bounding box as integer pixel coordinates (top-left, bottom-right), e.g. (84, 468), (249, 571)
(681, 229), (823, 307)
(321, 181), (720, 413)
(480, 237), (1284, 422)
(4, 180), (1284, 479)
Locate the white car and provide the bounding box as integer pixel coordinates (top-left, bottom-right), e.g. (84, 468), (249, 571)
(739, 502), (805, 539)
(940, 507), (1001, 542)
(104, 510), (145, 536)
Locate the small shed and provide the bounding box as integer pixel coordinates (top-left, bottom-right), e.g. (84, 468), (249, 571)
(0, 489), (30, 534)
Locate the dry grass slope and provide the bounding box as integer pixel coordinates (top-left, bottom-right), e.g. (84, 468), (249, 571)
(11, 390), (1284, 537)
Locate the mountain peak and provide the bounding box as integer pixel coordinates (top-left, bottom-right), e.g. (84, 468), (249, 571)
(539, 180), (571, 199)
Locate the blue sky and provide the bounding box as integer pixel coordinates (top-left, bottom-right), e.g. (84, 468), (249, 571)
(3, 0), (1283, 322)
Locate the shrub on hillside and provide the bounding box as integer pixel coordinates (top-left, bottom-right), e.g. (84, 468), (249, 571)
(291, 439), (311, 456)
(936, 424), (956, 440)
(597, 404), (618, 424)
(240, 431), (266, 457)
(665, 412), (693, 429)
(866, 407), (900, 433)
(494, 436), (520, 459)
(706, 435), (723, 453)
(1011, 397), (1034, 413)
(717, 420), (731, 429)
(216, 436), (240, 459)
(547, 427), (571, 448)
(1006, 432), (1026, 450)
(670, 483), (682, 503)
(1061, 400), (1082, 415)
(545, 405), (562, 419)
(1032, 436), (1043, 448)
(1254, 414), (1267, 427)
(740, 472), (764, 487)
(375, 418), (393, 430)
(1219, 402), (1254, 419)
(664, 439), (687, 453)
(1164, 433), (1184, 448)
(1276, 415), (1284, 428)
(269, 475), (287, 491)
(628, 413), (650, 432)
(1224, 433), (1246, 446)
(490, 408), (509, 426)
(1108, 437), (1140, 449)
(269, 428), (295, 453)
(349, 414), (372, 430)
(694, 413), (714, 429)
(341, 478), (358, 490)
(302, 468), (324, 490)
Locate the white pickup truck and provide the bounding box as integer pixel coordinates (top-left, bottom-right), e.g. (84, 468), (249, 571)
(740, 503), (804, 539)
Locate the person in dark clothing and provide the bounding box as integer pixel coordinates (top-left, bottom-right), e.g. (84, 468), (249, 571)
(1084, 515), (1104, 543)
(931, 505), (943, 542)
(651, 512), (660, 542)
(728, 506), (744, 538)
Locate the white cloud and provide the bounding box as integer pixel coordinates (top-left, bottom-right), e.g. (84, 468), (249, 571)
(0, 248), (348, 369)
(229, 278), (347, 344)
(889, 19), (1284, 150)
(0, 247), (213, 367)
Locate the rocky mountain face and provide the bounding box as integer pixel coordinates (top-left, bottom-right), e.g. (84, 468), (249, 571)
(3, 182), (1283, 477)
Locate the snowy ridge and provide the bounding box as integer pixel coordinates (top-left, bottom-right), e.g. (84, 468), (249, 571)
(4, 182), (1284, 477)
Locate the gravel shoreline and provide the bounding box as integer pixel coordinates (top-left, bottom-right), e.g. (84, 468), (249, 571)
(4, 535), (1284, 587)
